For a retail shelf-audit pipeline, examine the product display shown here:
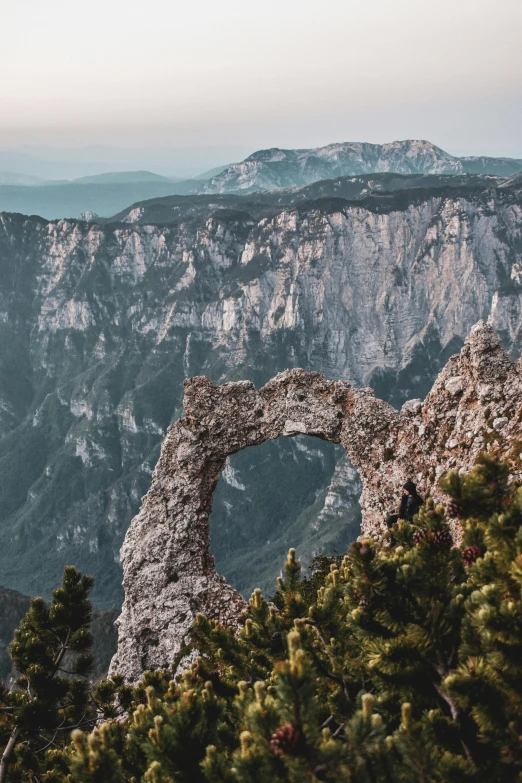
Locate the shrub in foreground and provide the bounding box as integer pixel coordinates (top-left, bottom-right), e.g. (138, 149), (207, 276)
(2, 454), (522, 781)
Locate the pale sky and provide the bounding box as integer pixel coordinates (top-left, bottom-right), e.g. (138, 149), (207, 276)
(2, 0), (521, 159)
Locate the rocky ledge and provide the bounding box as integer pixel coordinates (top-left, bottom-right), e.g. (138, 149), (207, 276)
(110, 322), (522, 681)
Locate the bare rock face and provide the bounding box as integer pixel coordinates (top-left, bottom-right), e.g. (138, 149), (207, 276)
(110, 322), (522, 681)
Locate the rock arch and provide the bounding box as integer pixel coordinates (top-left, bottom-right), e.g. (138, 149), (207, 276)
(111, 323), (522, 681)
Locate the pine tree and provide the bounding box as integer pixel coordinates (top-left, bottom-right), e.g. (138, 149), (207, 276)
(441, 455), (522, 774)
(9, 453), (522, 782)
(0, 566), (94, 782)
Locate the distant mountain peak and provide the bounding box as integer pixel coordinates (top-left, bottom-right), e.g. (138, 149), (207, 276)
(199, 140), (521, 194)
(77, 210), (99, 222)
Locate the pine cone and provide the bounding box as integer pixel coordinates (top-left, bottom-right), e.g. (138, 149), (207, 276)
(432, 529), (453, 550)
(462, 545), (482, 566)
(413, 527), (430, 545)
(358, 596), (371, 611)
(359, 544), (372, 559)
(446, 500), (463, 519)
(270, 724), (301, 756)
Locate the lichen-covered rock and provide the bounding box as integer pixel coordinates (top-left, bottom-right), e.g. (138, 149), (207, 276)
(110, 322), (522, 681)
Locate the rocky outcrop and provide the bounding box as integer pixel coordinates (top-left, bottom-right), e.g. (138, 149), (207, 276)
(111, 322), (522, 681)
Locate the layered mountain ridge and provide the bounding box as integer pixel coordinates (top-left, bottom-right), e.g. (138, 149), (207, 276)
(108, 172), (506, 226)
(0, 139), (520, 220)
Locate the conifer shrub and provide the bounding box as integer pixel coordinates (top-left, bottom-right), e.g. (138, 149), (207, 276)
(0, 567), (96, 782)
(0, 568), (133, 782)
(2, 454), (522, 781)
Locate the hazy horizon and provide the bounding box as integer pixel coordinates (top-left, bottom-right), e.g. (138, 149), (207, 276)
(1, 135), (520, 183)
(1, 0), (520, 179)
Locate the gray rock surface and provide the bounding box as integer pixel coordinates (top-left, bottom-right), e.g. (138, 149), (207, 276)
(111, 322), (522, 681)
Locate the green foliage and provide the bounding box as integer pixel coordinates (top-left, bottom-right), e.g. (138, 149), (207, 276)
(0, 585), (119, 686)
(0, 567), (94, 781)
(292, 553), (343, 609)
(69, 724), (124, 783)
(441, 455), (522, 771)
(0, 567), (132, 782)
(4, 454), (522, 781)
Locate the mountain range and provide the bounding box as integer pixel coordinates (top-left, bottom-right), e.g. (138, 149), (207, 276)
(0, 167), (232, 220)
(0, 140), (520, 220)
(0, 178), (199, 221)
(0, 161), (520, 608)
(105, 172), (506, 226)
(201, 140), (522, 194)
(0, 146), (248, 181)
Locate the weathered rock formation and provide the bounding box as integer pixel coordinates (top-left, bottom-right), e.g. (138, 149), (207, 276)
(110, 322), (522, 681)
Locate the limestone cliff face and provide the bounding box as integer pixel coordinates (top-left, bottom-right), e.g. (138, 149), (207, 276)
(0, 186), (520, 606)
(110, 322), (522, 682)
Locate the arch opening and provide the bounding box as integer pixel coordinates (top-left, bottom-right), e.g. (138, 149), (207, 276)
(210, 435), (362, 598)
